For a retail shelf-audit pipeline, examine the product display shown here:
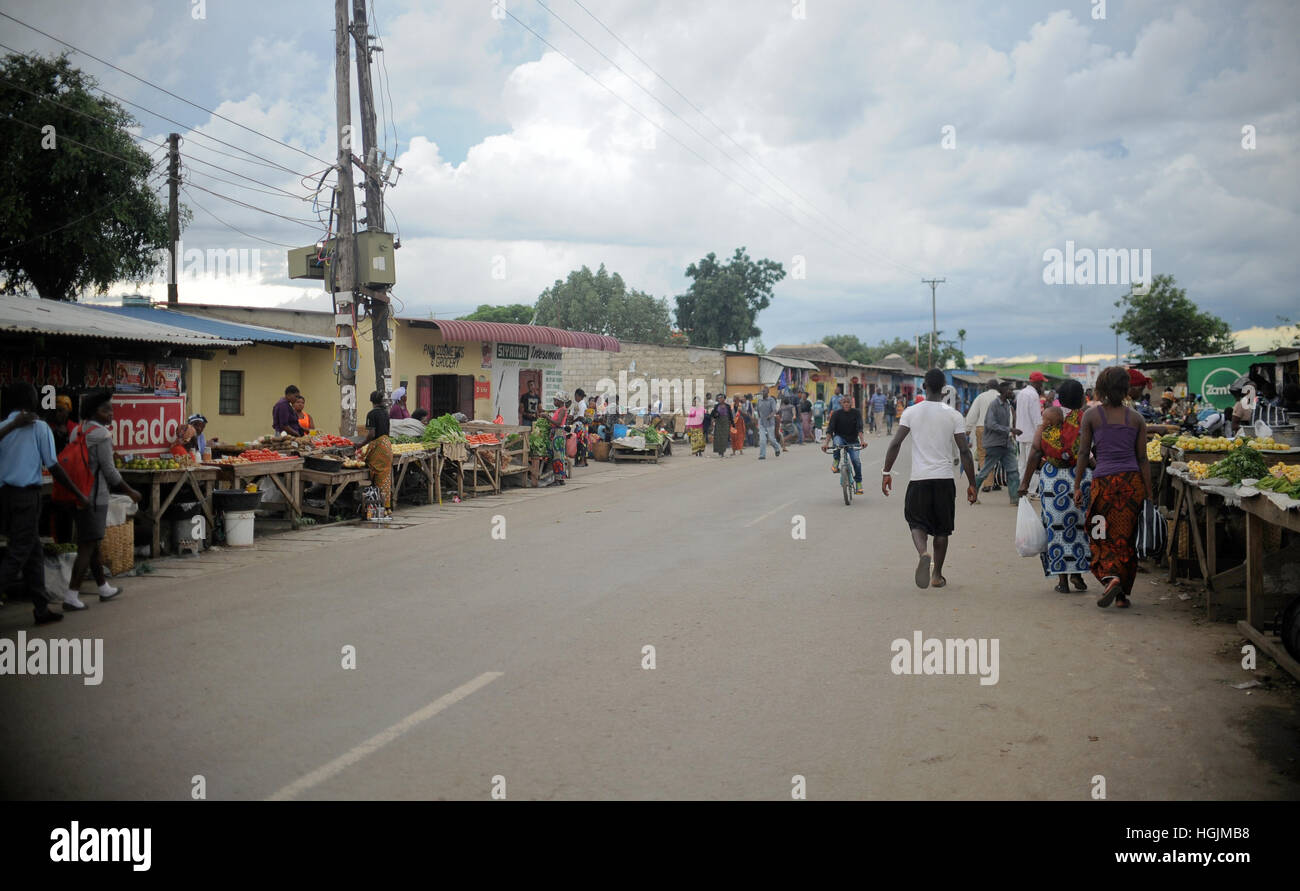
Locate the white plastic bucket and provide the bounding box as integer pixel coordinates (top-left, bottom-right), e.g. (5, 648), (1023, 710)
(224, 510), (255, 547)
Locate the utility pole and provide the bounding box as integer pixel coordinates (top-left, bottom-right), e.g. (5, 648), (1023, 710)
(921, 278), (945, 368)
(334, 0), (358, 437)
(352, 0), (391, 399)
(167, 132), (180, 306)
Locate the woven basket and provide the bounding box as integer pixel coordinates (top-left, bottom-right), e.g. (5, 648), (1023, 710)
(102, 519), (134, 576)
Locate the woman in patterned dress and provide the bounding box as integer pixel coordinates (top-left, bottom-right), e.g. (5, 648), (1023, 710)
(1019, 379), (1091, 593)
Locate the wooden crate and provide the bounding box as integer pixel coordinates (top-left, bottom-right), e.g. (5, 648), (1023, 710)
(103, 519), (134, 576)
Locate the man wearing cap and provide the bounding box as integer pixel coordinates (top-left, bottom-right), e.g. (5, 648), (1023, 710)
(389, 386), (410, 420)
(1015, 372), (1046, 492)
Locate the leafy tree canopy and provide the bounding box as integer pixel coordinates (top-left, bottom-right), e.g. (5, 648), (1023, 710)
(534, 264), (672, 344)
(0, 53), (169, 299)
(674, 247), (785, 349)
(1112, 274), (1235, 362)
(457, 303), (534, 324)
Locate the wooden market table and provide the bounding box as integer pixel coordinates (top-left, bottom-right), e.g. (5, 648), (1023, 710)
(392, 450), (437, 505)
(610, 439), (665, 464)
(299, 466), (370, 519)
(1238, 494), (1300, 681)
(118, 466), (221, 558)
(1165, 472), (1246, 620)
(209, 457), (304, 528)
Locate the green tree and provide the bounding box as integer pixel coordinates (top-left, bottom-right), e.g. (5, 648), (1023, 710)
(674, 247), (785, 349)
(862, 337), (916, 365)
(1112, 275), (1235, 362)
(457, 303), (534, 324)
(0, 53), (169, 299)
(534, 264), (672, 343)
(821, 334), (871, 364)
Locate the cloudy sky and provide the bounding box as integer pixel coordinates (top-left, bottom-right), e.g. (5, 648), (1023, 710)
(3, 0), (1297, 363)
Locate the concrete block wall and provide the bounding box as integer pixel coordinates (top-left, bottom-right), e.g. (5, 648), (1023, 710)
(563, 342), (727, 411)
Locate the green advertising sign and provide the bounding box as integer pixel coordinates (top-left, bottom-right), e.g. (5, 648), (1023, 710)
(1187, 354), (1259, 411)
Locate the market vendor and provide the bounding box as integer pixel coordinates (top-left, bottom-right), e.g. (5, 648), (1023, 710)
(293, 395), (313, 433)
(50, 394), (77, 453)
(272, 385), (304, 436)
(389, 386), (411, 420)
(356, 389), (393, 517)
(390, 407), (428, 438)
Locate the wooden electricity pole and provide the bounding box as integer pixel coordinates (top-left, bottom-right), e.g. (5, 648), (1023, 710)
(167, 132), (180, 306)
(334, 0), (359, 436)
(922, 277), (945, 369)
(352, 0), (391, 399)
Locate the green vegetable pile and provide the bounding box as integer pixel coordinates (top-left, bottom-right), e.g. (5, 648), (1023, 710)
(422, 414), (466, 446)
(1256, 475), (1300, 498)
(631, 425), (660, 445)
(1207, 445), (1269, 486)
(391, 434), (423, 445)
(43, 542), (78, 557)
(1160, 434), (1179, 446)
(528, 418), (551, 456)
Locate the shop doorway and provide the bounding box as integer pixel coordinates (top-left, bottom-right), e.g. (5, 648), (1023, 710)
(421, 374), (476, 418)
(518, 369), (542, 424)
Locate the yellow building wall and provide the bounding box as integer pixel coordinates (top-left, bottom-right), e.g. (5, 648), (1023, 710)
(353, 319), (494, 420)
(188, 344), (336, 444)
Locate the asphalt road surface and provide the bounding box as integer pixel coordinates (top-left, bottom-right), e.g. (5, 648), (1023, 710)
(2, 435), (1297, 800)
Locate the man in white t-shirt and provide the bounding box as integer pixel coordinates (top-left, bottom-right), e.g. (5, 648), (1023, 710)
(882, 369), (977, 590)
(1015, 372), (1045, 490)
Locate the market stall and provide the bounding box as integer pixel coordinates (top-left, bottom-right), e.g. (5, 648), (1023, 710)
(299, 455), (370, 519)
(392, 442), (437, 505)
(609, 425), (667, 464)
(1164, 443), (1300, 675)
(115, 458), (221, 558)
(1239, 494), (1300, 680)
(209, 452), (305, 529)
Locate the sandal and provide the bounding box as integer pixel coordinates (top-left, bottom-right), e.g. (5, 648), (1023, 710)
(1096, 578), (1121, 608)
(914, 554), (931, 589)
(1054, 578), (1070, 594)
(1070, 574), (1087, 592)
(1115, 596), (1131, 608)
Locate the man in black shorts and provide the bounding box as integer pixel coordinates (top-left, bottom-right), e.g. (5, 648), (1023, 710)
(881, 369), (977, 589)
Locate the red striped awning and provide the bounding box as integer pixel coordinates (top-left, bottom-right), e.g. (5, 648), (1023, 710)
(417, 319), (620, 352)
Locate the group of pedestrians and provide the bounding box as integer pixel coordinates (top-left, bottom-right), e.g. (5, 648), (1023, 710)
(957, 367), (1152, 608)
(1, 383), (141, 626)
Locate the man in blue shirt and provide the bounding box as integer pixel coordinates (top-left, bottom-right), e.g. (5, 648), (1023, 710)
(1, 382), (88, 624)
(870, 390), (887, 434)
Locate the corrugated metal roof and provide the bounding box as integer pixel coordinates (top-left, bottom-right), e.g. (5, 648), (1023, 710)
(0, 295), (246, 347)
(761, 354), (819, 370)
(769, 343), (850, 365)
(89, 305), (332, 345)
(406, 318), (620, 352)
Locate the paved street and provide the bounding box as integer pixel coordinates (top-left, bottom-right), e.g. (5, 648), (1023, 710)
(2, 437), (1297, 800)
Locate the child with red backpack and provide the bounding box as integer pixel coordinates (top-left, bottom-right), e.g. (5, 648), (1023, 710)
(55, 391), (141, 611)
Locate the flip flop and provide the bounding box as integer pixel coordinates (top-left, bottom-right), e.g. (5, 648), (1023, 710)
(1096, 578), (1121, 608)
(915, 554), (931, 589)
(931, 575), (946, 588)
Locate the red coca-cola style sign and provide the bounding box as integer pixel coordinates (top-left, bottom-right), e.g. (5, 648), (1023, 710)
(108, 395), (185, 458)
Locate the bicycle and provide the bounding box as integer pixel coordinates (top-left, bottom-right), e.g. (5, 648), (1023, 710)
(835, 443), (864, 505)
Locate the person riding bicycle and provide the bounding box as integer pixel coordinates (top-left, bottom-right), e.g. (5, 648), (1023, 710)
(823, 396), (867, 494)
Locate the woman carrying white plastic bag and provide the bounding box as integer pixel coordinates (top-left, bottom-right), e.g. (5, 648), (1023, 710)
(1015, 496), (1047, 557)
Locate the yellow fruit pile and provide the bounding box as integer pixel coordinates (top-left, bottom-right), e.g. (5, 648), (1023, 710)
(1187, 461), (1211, 480)
(1245, 437), (1287, 451)
(1174, 436), (1234, 452)
(1270, 462), (1300, 483)
(1147, 439), (1163, 462)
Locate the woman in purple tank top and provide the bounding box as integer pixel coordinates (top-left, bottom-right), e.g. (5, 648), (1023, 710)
(1073, 366), (1152, 609)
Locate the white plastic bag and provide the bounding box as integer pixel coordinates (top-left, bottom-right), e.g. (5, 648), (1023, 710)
(1015, 497), (1047, 557)
(44, 552), (76, 603)
(106, 493), (138, 527)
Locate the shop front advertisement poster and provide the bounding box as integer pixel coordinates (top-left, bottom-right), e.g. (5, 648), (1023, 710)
(474, 379), (490, 399)
(109, 395), (185, 457)
(153, 363), (182, 396)
(115, 360), (146, 393)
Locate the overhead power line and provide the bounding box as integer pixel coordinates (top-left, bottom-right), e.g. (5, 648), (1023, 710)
(0, 11), (333, 167)
(182, 186), (306, 249)
(557, 0), (928, 280)
(502, 8), (897, 275)
(183, 181), (325, 230)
